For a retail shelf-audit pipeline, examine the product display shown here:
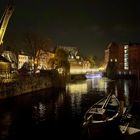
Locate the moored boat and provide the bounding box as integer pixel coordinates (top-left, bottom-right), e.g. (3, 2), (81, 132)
(83, 92), (121, 137)
(85, 72), (102, 79)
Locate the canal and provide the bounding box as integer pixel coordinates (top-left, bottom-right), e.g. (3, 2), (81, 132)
(0, 77), (140, 140)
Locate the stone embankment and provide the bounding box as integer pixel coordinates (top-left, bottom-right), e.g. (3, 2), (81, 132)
(0, 70), (67, 99)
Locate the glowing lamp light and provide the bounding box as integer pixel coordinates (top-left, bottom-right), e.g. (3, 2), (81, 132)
(76, 56), (80, 59)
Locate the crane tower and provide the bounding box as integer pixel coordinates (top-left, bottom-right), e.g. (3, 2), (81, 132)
(0, 2), (14, 46)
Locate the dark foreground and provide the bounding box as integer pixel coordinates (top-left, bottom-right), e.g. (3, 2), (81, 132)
(0, 78), (140, 140)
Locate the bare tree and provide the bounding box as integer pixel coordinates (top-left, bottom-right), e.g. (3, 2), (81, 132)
(23, 31), (55, 73)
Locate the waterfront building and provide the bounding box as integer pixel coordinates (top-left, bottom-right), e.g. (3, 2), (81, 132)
(0, 55), (11, 78)
(36, 49), (55, 69)
(58, 45), (90, 74)
(105, 42), (140, 77)
(1, 47), (18, 71)
(18, 52), (31, 69)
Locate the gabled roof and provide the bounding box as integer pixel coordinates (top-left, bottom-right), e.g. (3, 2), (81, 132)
(0, 55), (10, 62)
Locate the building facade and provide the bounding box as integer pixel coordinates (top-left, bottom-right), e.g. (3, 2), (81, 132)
(58, 45), (91, 74)
(105, 42), (140, 77)
(18, 53), (30, 69)
(0, 55), (11, 78)
(36, 50), (54, 69)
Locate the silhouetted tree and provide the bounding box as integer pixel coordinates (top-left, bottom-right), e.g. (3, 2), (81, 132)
(48, 48), (70, 75)
(85, 55), (95, 68)
(23, 31), (55, 73)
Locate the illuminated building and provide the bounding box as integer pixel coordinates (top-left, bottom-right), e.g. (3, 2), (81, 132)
(18, 53), (29, 69)
(58, 45), (90, 74)
(36, 50), (54, 69)
(18, 49), (55, 71)
(105, 42), (140, 76)
(2, 49), (17, 71)
(0, 55), (11, 78)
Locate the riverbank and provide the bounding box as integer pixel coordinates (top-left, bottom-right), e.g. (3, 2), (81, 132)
(0, 70), (67, 100)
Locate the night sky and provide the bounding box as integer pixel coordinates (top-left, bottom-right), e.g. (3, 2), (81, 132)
(0, 0), (140, 59)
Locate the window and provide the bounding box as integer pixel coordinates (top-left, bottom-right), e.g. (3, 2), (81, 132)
(124, 50), (128, 53)
(124, 45), (128, 49)
(124, 45), (129, 70)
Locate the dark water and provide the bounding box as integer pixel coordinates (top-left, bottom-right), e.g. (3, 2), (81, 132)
(0, 77), (140, 140)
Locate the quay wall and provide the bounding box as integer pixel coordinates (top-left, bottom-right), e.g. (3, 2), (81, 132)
(0, 70), (67, 99)
(70, 74), (86, 80)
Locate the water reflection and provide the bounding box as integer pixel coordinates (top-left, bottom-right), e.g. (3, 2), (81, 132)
(66, 78), (108, 94)
(33, 102), (47, 122)
(115, 80), (131, 108)
(89, 78), (107, 92)
(124, 80), (129, 107)
(66, 78), (109, 118)
(66, 81), (87, 117)
(0, 112), (12, 139)
(66, 81), (88, 94)
(0, 78), (139, 140)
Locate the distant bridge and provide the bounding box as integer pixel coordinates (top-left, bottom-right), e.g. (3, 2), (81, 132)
(70, 67), (105, 75)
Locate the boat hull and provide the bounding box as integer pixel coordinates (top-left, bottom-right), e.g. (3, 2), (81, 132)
(83, 93), (122, 138)
(86, 117), (120, 138)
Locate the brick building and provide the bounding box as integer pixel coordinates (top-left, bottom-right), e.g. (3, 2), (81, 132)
(105, 42), (140, 77)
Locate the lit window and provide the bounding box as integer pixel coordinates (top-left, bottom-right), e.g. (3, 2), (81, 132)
(124, 45), (129, 70)
(124, 66), (128, 70)
(124, 50), (128, 53)
(124, 45), (128, 49)
(76, 56), (80, 59)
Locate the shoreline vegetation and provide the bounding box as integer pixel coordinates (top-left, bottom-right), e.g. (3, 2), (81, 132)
(0, 70), (68, 100)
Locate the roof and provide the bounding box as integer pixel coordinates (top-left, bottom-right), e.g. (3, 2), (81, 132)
(0, 55), (10, 62)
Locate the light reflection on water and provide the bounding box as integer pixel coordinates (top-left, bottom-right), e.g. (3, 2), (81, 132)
(66, 81), (88, 94)
(0, 78), (138, 140)
(66, 78), (108, 116)
(66, 77), (108, 94)
(124, 80), (130, 107)
(89, 77), (107, 92)
(33, 102), (47, 122)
